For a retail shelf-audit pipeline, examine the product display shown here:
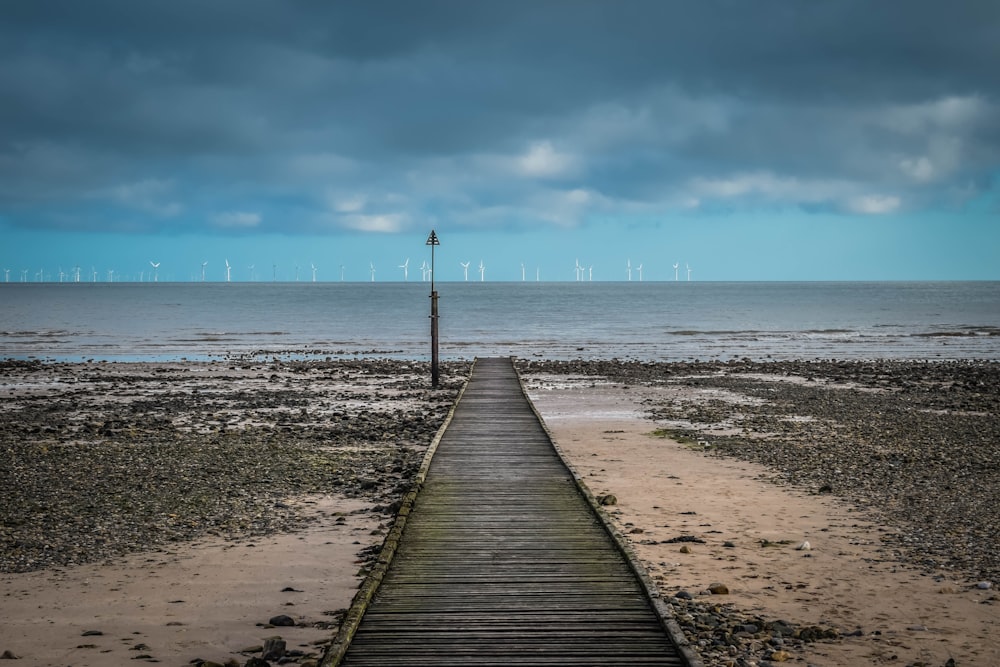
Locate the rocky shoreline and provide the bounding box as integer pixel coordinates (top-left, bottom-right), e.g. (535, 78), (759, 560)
(520, 358), (998, 667)
(518, 358), (1000, 586)
(1, 359), (469, 574)
(4, 357), (997, 667)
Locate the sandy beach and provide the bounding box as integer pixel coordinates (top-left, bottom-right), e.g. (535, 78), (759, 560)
(521, 359), (999, 667)
(1, 359), (468, 666)
(2, 357), (998, 666)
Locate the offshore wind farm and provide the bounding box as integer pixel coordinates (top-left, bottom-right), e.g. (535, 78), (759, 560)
(1, 257), (698, 283)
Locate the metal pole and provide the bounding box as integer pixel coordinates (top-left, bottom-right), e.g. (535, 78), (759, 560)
(426, 230), (440, 388)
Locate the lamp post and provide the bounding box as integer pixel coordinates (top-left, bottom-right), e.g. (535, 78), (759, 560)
(426, 229), (440, 388)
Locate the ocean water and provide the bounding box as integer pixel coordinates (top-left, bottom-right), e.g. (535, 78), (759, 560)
(1, 281), (999, 362)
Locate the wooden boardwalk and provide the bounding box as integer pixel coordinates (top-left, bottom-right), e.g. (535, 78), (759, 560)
(325, 357), (693, 667)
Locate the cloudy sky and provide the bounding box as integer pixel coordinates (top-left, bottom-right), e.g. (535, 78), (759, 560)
(2, 1), (998, 281)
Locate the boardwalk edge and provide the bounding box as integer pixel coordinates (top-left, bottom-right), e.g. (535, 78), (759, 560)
(514, 357), (705, 667)
(319, 360), (477, 667)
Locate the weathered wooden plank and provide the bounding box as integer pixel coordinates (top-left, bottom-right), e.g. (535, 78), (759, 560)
(329, 357), (692, 667)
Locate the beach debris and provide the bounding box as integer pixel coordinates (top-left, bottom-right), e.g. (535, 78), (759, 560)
(796, 540), (811, 551)
(663, 535), (706, 544)
(262, 636), (287, 661)
(759, 539), (792, 548)
(976, 581), (993, 590)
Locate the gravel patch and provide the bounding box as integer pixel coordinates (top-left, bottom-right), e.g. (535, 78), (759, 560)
(519, 358), (999, 667)
(1, 359), (470, 573)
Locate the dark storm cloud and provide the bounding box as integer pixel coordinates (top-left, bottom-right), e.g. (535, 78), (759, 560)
(1, 0), (998, 233)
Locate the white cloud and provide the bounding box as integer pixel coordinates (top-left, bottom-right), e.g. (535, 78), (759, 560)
(899, 156), (935, 182)
(212, 211), (261, 228)
(847, 194), (901, 215)
(528, 187), (607, 227)
(883, 95), (988, 134)
(684, 171), (907, 215)
(688, 172), (844, 202)
(332, 193), (367, 213)
(517, 141), (578, 178)
(342, 213), (405, 233)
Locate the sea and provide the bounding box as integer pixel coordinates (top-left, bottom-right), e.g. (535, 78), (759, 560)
(1, 281), (999, 363)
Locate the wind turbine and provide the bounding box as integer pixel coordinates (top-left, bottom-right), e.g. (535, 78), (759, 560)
(3, 268), (9, 283)
(248, 264), (255, 281)
(589, 265), (593, 281)
(521, 262), (526, 282)
(627, 259), (632, 282)
(574, 259), (583, 282)
(637, 263), (643, 282)
(340, 265), (345, 281)
(73, 266), (81, 282)
(149, 261), (160, 282)
(478, 260), (485, 282)
(295, 264), (300, 282)
(673, 262), (679, 281)
(225, 259), (232, 282)
(272, 263), (277, 282)
(419, 260), (429, 281)
(686, 263), (692, 281)
(460, 261), (470, 281)
(21, 269), (29, 282)
(91, 267), (97, 282)
(399, 258), (409, 281)
(200, 261), (208, 282)
(311, 263), (317, 282)
(107, 269), (114, 282)
(370, 262), (376, 282)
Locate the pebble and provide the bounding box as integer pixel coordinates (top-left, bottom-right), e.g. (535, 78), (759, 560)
(0, 360), (468, 574)
(521, 358), (1000, 586)
(262, 635), (286, 660)
(598, 494), (618, 506)
(521, 358), (1000, 667)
